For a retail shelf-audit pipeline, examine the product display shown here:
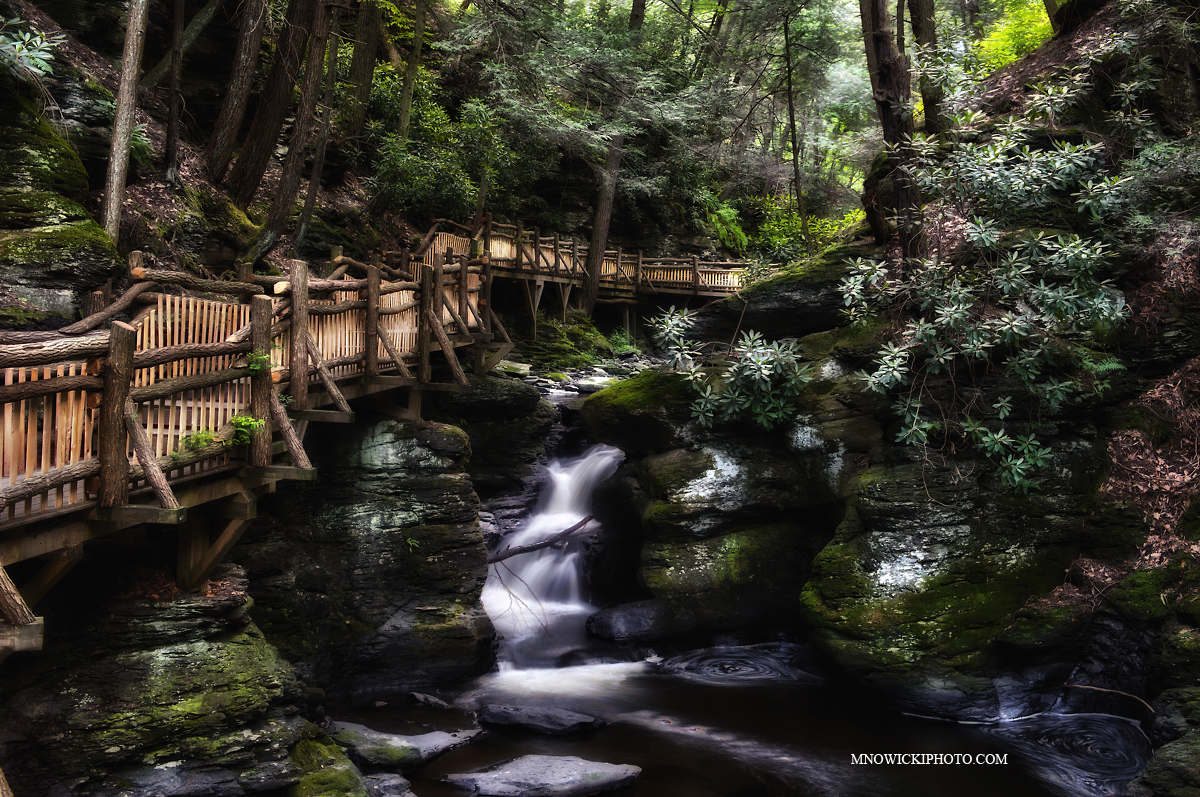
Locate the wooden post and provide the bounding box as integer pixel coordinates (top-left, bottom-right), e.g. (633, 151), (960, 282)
(98, 321), (136, 508)
(532, 227), (541, 271)
(419, 259), (434, 383)
(365, 264), (380, 376)
(482, 262), (493, 334)
(553, 233), (561, 275)
(426, 309), (469, 386)
(636, 250), (644, 286)
(515, 220), (524, 271)
(305, 331), (352, 413)
(458, 255), (469, 332)
(484, 213), (492, 256)
(0, 564), (36, 625)
(289, 259), (309, 411)
(124, 399), (179, 509)
(376, 328), (413, 378)
(249, 295), (273, 468)
(330, 245), (343, 275)
(82, 290), (106, 318)
(616, 247), (624, 284)
(571, 239), (579, 276)
(1, 762), (13, 797)
(177, 514), (209, 592)
(692, 255), (700, 293)
(237, 260), (252, 282)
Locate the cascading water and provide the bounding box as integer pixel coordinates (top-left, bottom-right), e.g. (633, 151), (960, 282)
(481, 444), (624, 670)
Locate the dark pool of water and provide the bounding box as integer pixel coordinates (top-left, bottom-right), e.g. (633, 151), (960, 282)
(335, 643), (1149, 797)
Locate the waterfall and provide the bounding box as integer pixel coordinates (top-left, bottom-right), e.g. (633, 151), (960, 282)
(481, 444), (624, 670)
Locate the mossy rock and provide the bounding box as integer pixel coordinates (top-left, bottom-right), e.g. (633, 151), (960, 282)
(581, 369), (692, 455)
(1107, 568), (1176, 625)
(289, 736), (369, 797)
(998, 603), (1089, 654)
(1159, 624), (1200, 687)
(641, 523), (811, 597)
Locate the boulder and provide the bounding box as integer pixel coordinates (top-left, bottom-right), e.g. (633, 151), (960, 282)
(444, 755), (640, 797)
(328, 721), (480, 772)
(479, 705), (605, 734)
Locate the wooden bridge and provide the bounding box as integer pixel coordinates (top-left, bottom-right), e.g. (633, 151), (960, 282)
(0, 217), (750, 663)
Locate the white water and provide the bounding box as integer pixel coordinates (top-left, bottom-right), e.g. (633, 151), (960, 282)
(481, 444), (624, 670)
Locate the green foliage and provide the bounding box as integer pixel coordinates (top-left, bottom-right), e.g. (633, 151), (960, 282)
(842, 61), (1142, 491)
(0, 15), (62, 84)
(172, 430), (220, 460)
(229, 414), (265, 446)
(608, 327), (641, 355)
(650, 307), (814, 430)
(245, 350), (272, 375)
(698, 189), (747, 252)
(973, 0), (1053, 72)
(749, 197), (864, 262)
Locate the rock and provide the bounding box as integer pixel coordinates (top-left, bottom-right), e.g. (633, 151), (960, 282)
(0, 561), (308, 795)
(444, 755), (641, 796)
(408, 692), (452, 710)
(239, 418), (496, 697)
(479, 705), (605, 734)
(0, 77), (120, 318)
(580, 369), (693, 456)
(328, 721), (480, 772)
(364, 772), (418, 797)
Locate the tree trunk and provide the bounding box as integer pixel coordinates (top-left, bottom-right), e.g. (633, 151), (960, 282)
(628, 0), (646, 32)
(140, 0), (226, 87)
(907, 0), (943, 134)
(397, 0), (426, 143)
(861, 0), (921, 257)
(205, 0), (266, 181)
(584, 136), (622, 316)
(296, 7), (340, 253)
(693, 0), (730, 79)
(783, 18), (813, 256)
(346, 0), (383, 138)
(165, 0), (184, 182)
(228, 0), (320, 208)
(1043, 0), (1060, 31)
(252, 0), (332, 261)
(101, 0), (151, 244)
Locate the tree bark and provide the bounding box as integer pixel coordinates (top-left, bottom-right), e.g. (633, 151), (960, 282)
(98, 322), (137, 508)
(101, 0), (151, 244)
(205, 0), (266, 181)
(583, 136), (623, 316)
(164, 0), (184, 181)
(346, 0), (383, 138)
(123, 399), (179, 509)
(141, 0), (227, 87)
(397, 0), (426, 143)
(228, 0), (321, 208)
(296, 7), (341, 253)
(0, 564), (36, 625)
(783, 18), (813, 256)
(860, 0), (922, 258)
(252, 0), (331, 261)
(907, 0), (943, 134)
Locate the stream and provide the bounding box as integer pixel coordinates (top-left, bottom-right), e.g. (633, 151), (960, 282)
(338, 436), (1151, 796)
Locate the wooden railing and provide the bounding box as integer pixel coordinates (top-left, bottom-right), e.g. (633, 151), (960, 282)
(412, 217), (748, 295)
(0, 248), (499, 529)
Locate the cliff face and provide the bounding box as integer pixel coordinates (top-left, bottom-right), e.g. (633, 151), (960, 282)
(234, 418), (496, 700)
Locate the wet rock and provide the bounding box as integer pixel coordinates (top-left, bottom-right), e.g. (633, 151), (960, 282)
(444, 754), (641, 796)
(409, 692), (452, 710)
(479, 705), (605, 734)
(364, 772), (418, 797)
(240, 419), (496, 697)
(0, 561), (307, 795)
(328, 721), (480, 772)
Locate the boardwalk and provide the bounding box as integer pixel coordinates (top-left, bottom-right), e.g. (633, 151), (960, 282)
(0, 217), (750, 662)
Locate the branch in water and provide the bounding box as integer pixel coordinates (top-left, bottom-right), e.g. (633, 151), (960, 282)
(488, 516), (594, 564)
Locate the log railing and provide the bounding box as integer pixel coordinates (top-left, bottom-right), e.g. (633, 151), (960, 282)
(0, 250), (489, 528)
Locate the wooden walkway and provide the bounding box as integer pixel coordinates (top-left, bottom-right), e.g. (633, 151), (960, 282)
(0, 216), (750, 658)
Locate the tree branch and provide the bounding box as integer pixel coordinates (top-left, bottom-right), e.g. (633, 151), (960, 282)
(488, 515), (594, 564)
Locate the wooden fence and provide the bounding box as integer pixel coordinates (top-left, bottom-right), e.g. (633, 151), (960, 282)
(0, 248), (497, 530)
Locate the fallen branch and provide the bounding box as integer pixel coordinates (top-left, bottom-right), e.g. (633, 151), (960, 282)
(1060, 684), (1155, 714)
(488, 516), (593, 564)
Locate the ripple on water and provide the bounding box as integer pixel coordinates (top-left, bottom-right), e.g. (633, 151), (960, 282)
(655, 642), (822, 685)
(979, 713), (1151, 797)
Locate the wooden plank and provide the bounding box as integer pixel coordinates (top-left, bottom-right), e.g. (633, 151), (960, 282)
(269, 390), (312, 469)
(205, 490), (256, 519)
(124, 398), (180, 510)
(90, 504), (188, 524)
(188, 517), (254, 590)
(0, 563), (36, 624)
(177, 514), (209, 592)
(377, 329), (414, 379)
(0, 617), (44, 652)
(351, 397), (420, 421)
(289, 409), (355, 423)
(305, 331), (352, 413)
(239, 465), (318, 481)
(19, 547), (82, 607)
(365, 265), (380, 376)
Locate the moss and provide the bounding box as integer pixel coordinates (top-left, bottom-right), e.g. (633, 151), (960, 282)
(1108, 568), (1175, 624)
(292, 738), (346, 772)
(291, 768), (367, 797)
(797, 317), (888, 363)
(584, 369), (689, 415)
(1159, 625), (1200, 686)
(746, 237), (870, 292)
(0, 88), (89, 197)
(999, 604), (1087, 652)
(0, 306), (68, 329)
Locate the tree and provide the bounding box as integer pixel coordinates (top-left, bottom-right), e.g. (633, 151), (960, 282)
(102, 0), (151, 244)
(346, 0), (384, 138)
(398, 0), (427, 143)
(204, 0), (266, 181)
(227, 0), (321, 207)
